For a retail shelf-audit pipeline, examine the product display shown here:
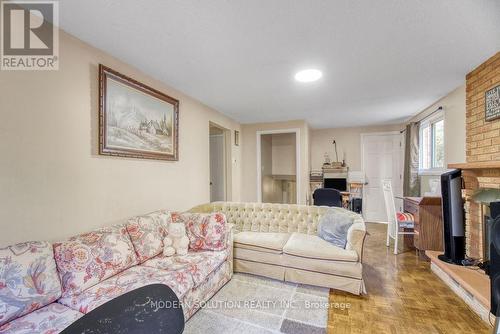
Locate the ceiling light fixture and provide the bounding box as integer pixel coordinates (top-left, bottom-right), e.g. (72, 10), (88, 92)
(294, 69), (322, 83)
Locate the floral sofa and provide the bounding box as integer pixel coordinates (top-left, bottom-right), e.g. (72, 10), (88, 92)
(0, 210), (233, 333)
(190, 202), (367, 295)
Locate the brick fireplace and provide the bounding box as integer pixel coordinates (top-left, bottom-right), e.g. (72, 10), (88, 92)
(452, 51), (500, 260)
(461, 167), (500, 259)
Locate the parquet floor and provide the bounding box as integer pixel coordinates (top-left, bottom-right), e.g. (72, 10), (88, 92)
(327, 223), (491, 334)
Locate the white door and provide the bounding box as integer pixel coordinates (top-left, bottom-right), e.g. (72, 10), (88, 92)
(210, 134), (226, 202)
(362, 133), (403, 222)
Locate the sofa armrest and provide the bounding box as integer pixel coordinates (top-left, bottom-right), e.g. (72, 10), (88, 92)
(346, 229), (367, 262)
(226, 223), (235, 248)
(225, 223), (234, 274)
(345, 217), (367, 262)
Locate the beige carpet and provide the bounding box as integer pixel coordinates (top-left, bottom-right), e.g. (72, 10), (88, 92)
(184, 273), (329, 334)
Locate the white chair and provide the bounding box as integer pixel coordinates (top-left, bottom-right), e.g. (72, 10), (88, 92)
(382, 179), (415, 254)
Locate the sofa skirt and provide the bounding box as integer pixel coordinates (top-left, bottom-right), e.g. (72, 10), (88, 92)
(233, 258), (365, 295)
(234, 259), (285, 281)
(285, 268), (366, 295)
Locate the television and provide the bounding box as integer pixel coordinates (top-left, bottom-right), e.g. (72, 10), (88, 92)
(438, 169), (465, 265)
(324, 178), (347, 191)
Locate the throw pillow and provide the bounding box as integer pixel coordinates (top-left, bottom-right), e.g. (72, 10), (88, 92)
(126, 215), (164, 263)
(317, 210), (353, 248)
(145, 209), (172, 237)
(172, 212), (227, 251)
(53, 224), (138, 296)
(0, 241), (63, 326)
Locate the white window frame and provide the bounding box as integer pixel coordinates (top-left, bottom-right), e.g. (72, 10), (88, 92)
(419, 112), (445, 175)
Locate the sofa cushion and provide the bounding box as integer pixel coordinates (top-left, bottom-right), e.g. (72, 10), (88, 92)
(234, 232), (290, 254)
(126, 212), (168, 263)
(0, 303), (82, 334)
(172, 212), (228, 251)
(141, 250), (228, 287)
(57, 266), (194, 314)
(53, 225), (138, 297)
(146, 209), (173, 232)
(0, 241), (62, 326)
(283, 233), (358, 262)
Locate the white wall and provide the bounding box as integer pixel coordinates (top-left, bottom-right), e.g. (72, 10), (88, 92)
(310, 124), (403, 171)
(271, 133), (296, 175)
(0, 31), (241, 246)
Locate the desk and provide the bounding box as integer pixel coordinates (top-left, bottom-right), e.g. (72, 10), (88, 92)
(404, 197), (444, 253)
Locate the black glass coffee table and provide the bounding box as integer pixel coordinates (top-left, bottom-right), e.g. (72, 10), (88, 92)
(62, 284), (184, 334)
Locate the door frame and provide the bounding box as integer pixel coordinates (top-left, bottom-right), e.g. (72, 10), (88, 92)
(256, 128), (301, 203)
(360, 131), (404, 223)
(209, 122), (232, 202)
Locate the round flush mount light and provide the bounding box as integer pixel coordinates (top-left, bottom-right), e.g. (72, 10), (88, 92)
(294, 69), (322, 83)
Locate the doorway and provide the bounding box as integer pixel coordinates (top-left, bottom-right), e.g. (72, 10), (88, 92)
(257, 129), (300, 204)
(209, 123), (231, 202)
(361, 132), (404, 222)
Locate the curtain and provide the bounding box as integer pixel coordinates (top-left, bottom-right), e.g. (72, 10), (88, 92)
(403, 122), (420, 196)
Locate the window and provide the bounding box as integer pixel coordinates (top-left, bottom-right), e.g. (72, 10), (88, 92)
(419, 116), (444, 171)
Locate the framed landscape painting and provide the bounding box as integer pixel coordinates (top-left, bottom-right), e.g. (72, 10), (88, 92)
(98, 64), (179, 161)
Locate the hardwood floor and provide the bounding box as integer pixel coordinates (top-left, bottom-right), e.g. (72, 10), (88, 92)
(327, 223), (491, 333)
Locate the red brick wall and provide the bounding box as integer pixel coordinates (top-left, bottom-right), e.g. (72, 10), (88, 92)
(466, 52), (500, 162)
(464, 52), (500, 259)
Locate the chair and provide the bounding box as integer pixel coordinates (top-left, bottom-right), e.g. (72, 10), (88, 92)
(313, 188), (342, 207)
(381, 179), (415, 254)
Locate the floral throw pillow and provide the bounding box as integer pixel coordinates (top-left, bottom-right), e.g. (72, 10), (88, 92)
(126, 214), (165, 263)
(0, 241), (62, 326)
(53, 224), (138, 296)
(172, 212), (227, 251)
(145, 209), (172, 238)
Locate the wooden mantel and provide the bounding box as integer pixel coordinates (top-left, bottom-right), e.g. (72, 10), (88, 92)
(448, 161), (500, 170)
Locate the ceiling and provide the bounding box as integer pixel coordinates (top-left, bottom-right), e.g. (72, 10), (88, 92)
(58, 0), (500, 128)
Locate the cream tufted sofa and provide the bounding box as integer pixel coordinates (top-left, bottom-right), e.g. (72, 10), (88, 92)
(190, 202), (367, 295)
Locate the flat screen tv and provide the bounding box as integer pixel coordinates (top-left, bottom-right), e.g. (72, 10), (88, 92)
(438, 169), (465, 265)
(324, 178), (347, 191)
